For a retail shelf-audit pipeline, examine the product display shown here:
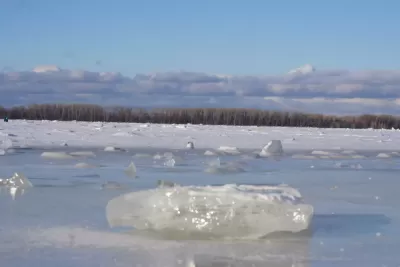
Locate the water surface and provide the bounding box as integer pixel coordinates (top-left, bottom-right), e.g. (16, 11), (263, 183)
(0, 148), (398, 266)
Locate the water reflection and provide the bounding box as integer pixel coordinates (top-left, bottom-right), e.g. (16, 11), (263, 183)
(21, 226), (311, 267)
(0, 186), (26, 200)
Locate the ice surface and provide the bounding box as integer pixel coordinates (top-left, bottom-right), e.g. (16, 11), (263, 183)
(106, 184), (313, 240)
(3, 120), (400, 152)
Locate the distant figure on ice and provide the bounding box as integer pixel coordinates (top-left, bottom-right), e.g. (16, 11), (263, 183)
(3, 116), (8, 122)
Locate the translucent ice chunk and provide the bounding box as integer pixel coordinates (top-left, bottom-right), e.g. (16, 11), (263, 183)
(11, 173), (32, 188)
(164, 158), (176, 167)
(106, 184), (313, 240)
(3, 173), (33, 188)
(259, 140), (283, 157)
(124, 161), (137, 178)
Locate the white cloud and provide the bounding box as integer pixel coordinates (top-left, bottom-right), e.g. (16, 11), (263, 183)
(1, 64), (400, 115)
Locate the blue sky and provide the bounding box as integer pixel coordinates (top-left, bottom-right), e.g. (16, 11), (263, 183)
(1, 0), (400, 115)
(1, 0), (400, 76)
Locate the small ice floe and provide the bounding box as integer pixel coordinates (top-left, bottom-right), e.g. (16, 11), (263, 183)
(204, 159), (245, 174)
(292, 154), (317, 159)
(0, 149), (5, 156)
(74, 162), (96, 169)
(153, 153), (163, 160)
(259, 140), (283, 157)
(41, 152), (75, 159)
(335, 162), (363, 169)
(311, 150), (333, 156)
(124, 161), (137, 178)
(351, 155), (366, 159)
(376, 153), (391, 159)
(0, 173), (33, 200)
(186, 141), (194, 149)
(104, 146), (126, 152)
(327, 154), (350, 159)
(157, 179), (179, 188)
(69, 151), (96, 157)
(164, 158), (176, 167)
(154, 152), (184, 167)
(204, 150), (216, 156)
(217, 146), (241, 155)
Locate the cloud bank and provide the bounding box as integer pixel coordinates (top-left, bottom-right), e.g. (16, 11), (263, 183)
(1, 64), (400, 115)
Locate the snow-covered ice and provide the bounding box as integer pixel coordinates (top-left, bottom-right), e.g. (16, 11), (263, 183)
(0, 120), (399, 266)
(1, 119), (400, 151)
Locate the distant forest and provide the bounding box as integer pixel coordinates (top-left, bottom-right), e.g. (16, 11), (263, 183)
(0, 103), (399, 129)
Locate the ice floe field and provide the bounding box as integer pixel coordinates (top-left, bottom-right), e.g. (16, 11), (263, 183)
(1, 120), (400, 267)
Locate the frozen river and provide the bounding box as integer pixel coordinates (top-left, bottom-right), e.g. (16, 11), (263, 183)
(0, 146), (399, 267)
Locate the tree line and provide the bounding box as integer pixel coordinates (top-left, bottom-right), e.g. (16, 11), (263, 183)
(0, 103), (399, 129)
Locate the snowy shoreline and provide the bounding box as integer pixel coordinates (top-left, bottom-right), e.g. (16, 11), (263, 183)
(1, 119), (400, 151)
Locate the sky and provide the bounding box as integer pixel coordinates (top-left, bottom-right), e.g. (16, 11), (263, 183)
(1, 0), (400, 115)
